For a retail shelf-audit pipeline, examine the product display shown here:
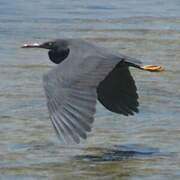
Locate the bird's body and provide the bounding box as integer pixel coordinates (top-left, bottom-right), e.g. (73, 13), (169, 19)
(22, 38), (163, 143)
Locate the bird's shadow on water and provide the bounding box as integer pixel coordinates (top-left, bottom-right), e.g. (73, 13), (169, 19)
(10, 142), (167, 164)
(74, 144), (161, 162)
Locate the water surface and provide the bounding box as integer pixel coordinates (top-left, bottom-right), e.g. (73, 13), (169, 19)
(0, 0), (180, 179)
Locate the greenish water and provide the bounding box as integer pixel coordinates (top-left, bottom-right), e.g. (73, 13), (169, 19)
(0, 0), (180, 179)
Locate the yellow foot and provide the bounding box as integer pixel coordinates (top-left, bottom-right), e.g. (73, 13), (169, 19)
(141, 65), (164, 72)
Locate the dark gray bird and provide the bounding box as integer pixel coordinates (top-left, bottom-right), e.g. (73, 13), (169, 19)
(22, 38), (163, 143)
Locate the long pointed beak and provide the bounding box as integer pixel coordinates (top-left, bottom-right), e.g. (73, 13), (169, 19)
(21, 43), (42, 48)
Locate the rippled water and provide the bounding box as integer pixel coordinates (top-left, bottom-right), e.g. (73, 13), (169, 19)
(0, 0), (180, 179)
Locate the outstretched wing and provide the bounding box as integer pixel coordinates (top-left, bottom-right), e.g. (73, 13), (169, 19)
(97, 62), (139, 116)
(43, 55), (120, 143)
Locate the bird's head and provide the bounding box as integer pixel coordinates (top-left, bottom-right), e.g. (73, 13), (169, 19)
(21, 39), (70, 64)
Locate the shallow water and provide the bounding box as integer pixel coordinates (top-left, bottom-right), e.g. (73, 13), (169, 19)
(0, 0), (180, 179)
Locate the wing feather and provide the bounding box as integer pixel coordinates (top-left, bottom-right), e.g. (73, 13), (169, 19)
(61, 108), (87, 139)
(43, 54), (120, 143)
(43, 42), (141, 143)
(97, 63), (139, 115)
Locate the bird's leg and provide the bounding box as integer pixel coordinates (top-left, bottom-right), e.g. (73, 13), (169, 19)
(125, 61), (164, 72)
(140, 65), (164, 72)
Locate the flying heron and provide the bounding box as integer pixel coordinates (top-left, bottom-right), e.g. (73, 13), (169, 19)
(22, 39), (163, 143)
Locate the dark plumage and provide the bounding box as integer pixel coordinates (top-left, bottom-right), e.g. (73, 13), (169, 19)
(48, 48), (70, 64)
(97, 63), (139, 116)
(22, 38), (163, 143)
